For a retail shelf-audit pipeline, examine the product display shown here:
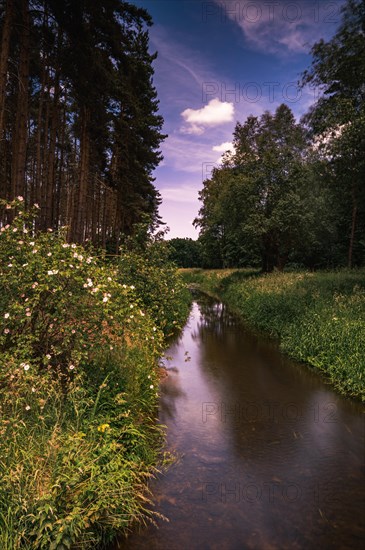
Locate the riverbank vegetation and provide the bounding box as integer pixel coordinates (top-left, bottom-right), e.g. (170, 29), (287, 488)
(182, 268), (365, 402)
(0, 200), (190, 549)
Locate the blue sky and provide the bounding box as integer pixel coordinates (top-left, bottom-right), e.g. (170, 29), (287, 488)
(132, 0), (345, 238)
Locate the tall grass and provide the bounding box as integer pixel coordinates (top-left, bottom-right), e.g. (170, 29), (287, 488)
(0, 200), (191, 548)
(182, 268), (365, 401)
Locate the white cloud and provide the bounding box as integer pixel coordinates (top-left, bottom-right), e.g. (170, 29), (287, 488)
(160, 185), (200, 204)
(212, 141), (235, 153)
(161, 134), (221, 174)
(181, 98), (234, 134)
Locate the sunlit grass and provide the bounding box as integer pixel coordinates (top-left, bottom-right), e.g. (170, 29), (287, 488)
(182, 268), (365, 401)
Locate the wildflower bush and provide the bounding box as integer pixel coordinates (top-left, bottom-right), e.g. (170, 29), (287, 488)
(182, 268), (365, 401)
(0, 199), (190, 549)
(117, 232), (190, 338)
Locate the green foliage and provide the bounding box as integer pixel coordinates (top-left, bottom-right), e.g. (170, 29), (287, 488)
(0, 200), (189, 549)
(167, 238), (203, 268)
(195, 1), (365, 271)
(118, 227), (191, 337)
(182, 268), (365, 401)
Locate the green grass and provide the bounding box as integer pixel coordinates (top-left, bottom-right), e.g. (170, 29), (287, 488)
(0, 201), (191, 549)
(182, 268), (365, 401)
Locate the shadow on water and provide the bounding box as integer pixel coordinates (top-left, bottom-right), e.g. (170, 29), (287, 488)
(111, 295), (365, 550)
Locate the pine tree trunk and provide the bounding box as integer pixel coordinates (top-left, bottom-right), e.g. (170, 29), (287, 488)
(71, 107), (90, 242)
(0, 0), (13, 137)
(11, 0), (30, 200)
(45, 63), (60, 229)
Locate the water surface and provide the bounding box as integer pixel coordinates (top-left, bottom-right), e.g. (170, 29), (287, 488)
(115, 296), (365, 549)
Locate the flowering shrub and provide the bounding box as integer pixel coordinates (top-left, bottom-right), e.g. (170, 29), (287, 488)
(0, 199), (189, 549)
(117, 238), (190, 337)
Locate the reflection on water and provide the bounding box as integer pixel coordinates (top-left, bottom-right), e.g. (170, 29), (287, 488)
(113, 296), (365, 550)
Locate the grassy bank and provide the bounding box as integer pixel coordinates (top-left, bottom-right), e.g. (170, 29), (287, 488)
(182, 268), (365, 401)
(0, 199), (190, 549)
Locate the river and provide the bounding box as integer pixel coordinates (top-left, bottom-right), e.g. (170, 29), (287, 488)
(115, 295), (365, 549)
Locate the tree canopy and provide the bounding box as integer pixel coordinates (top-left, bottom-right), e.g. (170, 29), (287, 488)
(195, 0), (365, 270)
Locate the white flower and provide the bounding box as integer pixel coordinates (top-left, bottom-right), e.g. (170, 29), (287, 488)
(153, 327), (157, 332)
(62, 243), (70, 248)
(71, 244), (76, 249)
(46, 354), (51, 360)
(4, 313), (9, 319)
(30, 241), (35, 246)
(130, 304), (134, 309)
(22, 263), (28, 267)
(21, 363), (30, 371)
(31, 387), (36, 393)
(34, 203), (40, 209)
(26, 312), (31, 317)
(32, 249), (38, 254)
(122, 284), (127, 289)
(18, 240), (24, 245)
(77, 255), (83, 261)
(103, 296), (109, 303)
(47, 252), (52, 257)
(69, 364), (75, 370)
(87, 278), (93, 287)
(13, 228), (18, 232)
(17, 196), (24, 201)
(47, 228), (53, 232)
(147, 375), (151, 379)
(130, 285), (135, 290)
(4, 329), (10, 334)
(149, 384), (154, 389)
(8, 263), (12, 267)
(23, 228), (28, 234)
(25, 405), (31, 411)
(32, 282), (38, 288)
(86, 257), (92, 264)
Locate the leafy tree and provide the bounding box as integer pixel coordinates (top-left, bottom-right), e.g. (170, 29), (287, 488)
(168, 238), (203, 268)
(301, 0), (365, 267)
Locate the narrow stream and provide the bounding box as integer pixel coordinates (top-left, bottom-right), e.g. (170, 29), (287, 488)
(116, 295), (365, 549)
